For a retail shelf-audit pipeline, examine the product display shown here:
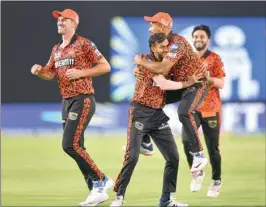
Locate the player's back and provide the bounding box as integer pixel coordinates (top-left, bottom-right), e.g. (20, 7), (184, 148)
(168, 33), (205, 82)
(132, 53), (165, 109)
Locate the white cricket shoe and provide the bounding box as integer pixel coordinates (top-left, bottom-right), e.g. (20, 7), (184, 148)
(190, 170), (205, 192)
(79, 191), (108, 206)
(159, 199), (188, 207)
(170, 192), (176, 201)
(190, 152), (208, 173)
(207, 180), (222, 198)
(110, 195), (124, 207)
(79, 177), (114, 206)
(103, 176), (114, 193)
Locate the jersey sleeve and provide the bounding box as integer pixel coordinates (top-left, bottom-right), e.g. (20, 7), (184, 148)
(213, 55), (226, 78)
(42, 46), (57, 74)
(83, 39), (103, 63)
(164, 38), (186, 63)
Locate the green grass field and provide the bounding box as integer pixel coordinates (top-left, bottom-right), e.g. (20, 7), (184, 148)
(1, 133), (265, 206)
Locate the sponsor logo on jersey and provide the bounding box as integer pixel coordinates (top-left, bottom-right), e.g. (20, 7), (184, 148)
(55, 58), (75, 68)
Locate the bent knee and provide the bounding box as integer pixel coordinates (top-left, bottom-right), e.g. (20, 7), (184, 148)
(62, 142), (75, 154)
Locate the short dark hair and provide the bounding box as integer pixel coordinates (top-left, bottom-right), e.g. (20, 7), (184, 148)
(149, 33), (167, 48)
(192, 24), (211, 38)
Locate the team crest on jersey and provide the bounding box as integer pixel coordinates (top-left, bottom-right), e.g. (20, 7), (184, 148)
(170, 43), (179, 52)
(68, 112), (78, 120)
(167, 52), (177, 58)
(135, 121), (144, 130)
(208, 120), (217, 128)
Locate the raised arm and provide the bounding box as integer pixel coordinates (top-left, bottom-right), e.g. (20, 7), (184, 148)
(134, 56), (175, 75)
(134, 39), (186, 75)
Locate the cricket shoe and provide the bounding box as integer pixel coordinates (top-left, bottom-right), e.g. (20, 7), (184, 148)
(110, 195), (124, 207)
(79, 177), (113, 206)
(190, 170), (205, 192)
(140, 142), (154, 156)
(122, 142), (154, 156)
(103, 176), (114, 193)
(159, 199), (188, 207)
(207, 180), (222, 198)
(190, 152), (208, 173)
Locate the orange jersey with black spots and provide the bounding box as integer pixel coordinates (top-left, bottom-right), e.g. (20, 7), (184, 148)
(197, 50), (226, 113)
(42, 34), (103, 99)
(165, 33), (206, 82)
(132, 53), (166, 109)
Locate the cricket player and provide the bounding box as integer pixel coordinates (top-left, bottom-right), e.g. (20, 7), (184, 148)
(135, 12), (209, 173)
(30, 9), (113, 206)
(187, 24), (225, 197)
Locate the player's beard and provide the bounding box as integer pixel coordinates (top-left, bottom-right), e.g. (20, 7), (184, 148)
(158, 54), (164, 62)
(194, 42), (207, 51)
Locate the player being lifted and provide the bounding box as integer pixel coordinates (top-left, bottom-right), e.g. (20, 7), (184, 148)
(135, 12), (209, 174)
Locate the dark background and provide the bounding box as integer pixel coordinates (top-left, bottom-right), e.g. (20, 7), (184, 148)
(2, 1), (265, 103)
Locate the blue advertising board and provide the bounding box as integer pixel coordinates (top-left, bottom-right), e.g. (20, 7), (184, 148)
(110, 17), (266, 102)
(2, 102), (265, 133)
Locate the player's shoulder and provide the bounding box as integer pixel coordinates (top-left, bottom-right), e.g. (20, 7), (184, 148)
(171, 33), (187, 43)
(209, 50), (220, 57)
(143, 53), (154, 61)
(51, 44), (59, 53)
(75, 35), (96, 47)
(209, 50), (222, 61)
(169, 33), (188, 50)
(75, 35), (88, 44)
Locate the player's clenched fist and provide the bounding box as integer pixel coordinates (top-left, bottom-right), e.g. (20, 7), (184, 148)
(31, 64), (42, 75)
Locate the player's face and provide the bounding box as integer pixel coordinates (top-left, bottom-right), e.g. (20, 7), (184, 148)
(149, 22), (164, 35)
(57, 17), (75, 35)
(192, 30), (210, 51)
(151, 39), (169, 61)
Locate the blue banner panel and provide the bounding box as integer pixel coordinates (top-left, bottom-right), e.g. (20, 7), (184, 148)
(110, 17), (266, 102)
(2, 103), (266, 133)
